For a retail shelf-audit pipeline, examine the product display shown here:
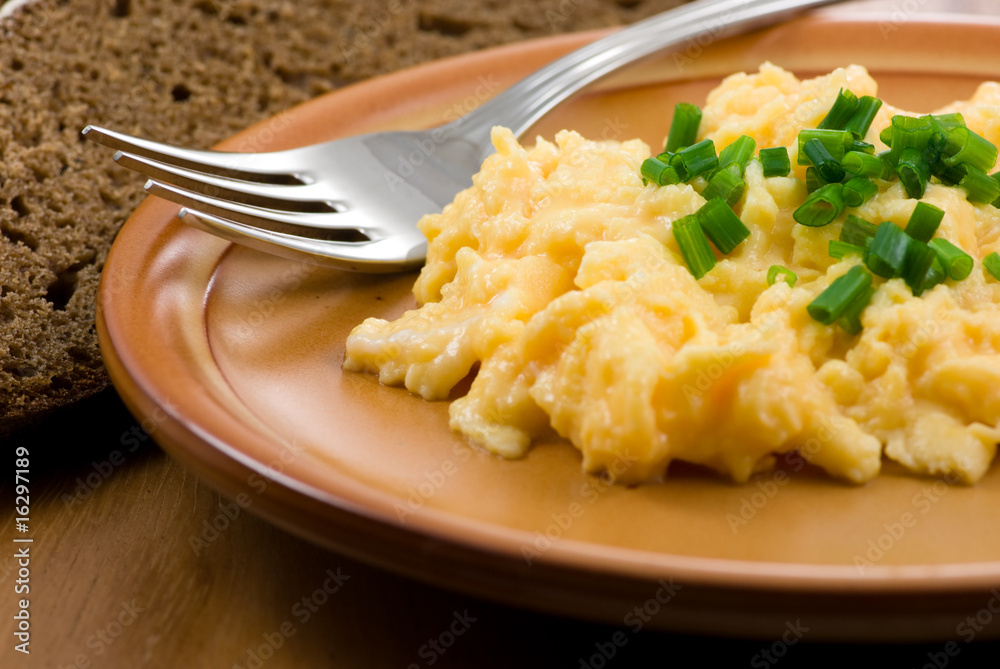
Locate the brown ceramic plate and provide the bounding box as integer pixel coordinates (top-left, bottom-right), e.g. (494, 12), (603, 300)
(98, 11), (1000, 641)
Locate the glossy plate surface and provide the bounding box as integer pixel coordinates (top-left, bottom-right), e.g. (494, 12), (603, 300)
(98, 12), (1000, 641)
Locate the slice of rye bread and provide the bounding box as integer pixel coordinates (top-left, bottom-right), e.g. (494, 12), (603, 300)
(0, 0), (687, 436)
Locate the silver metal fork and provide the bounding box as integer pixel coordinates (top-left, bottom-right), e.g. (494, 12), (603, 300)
(84, 0), (841, 272)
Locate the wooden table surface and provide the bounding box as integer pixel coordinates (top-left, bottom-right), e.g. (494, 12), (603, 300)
(6, 1), (1000, 667)
(8, 389), (1000, 669)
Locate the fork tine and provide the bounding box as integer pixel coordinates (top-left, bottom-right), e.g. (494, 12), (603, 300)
(115, 151), (343, 214)
(145, 180), (371, 240)
(177, 207), (426, 272)
(82, 125), (305, 186)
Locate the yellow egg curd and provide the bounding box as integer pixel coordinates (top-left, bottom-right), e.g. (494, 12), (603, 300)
(344, 64), (1000, 486)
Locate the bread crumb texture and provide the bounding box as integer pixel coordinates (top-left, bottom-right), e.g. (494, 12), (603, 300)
(0, 0), (687, 433)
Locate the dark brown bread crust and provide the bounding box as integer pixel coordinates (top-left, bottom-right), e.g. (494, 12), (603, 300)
(0, 0), (684, 435)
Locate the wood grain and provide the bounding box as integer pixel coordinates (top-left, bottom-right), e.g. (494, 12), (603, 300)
(4, 388), (1000, 667)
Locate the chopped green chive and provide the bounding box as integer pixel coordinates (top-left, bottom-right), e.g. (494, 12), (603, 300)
(958, 165), (1000, 204)
(902, 239), (938, 295)
(759, 147), (791, 177)
(647, 101), (996, 320)
(673, 214), (716, 279)
(808, 265), (873, 325)
(818, 88), (859, 131)
(641, 157), (680, 186)
(797, 129), (850, 165)
(717, 135), (756, 177)
(829, 239), (865, 259)
(837, 286), (875, 335)
(942, 126), (998, 173)
(805, 166), (828, 193)
(928, 238), (974, 280)
(875, 148), (894, 170)
(924, 132), (947, 169)
(866, 221), (910, 278)
(904, 201), (944, 243)
(844, 96), (883, 138)
(843, 176), (878, 207)
(677, 139), (719, 180)
(667, 153), (689, 182)
(984, 252), (1000, 281)
(767, 265), (797, 287)
(793, 183), (845, 227)
(841, 151), (887, 179)
(889, 115), (933, 162)
(701, 167), (746, 206)
(697, 198), (750, 254)
(662, 166), (683, 186)
(665, 103), (702, 153)
(927, 112), (966, 134)
(840, 215), (879, 247)
(803, 138), (846, 183)
(921, 256), (948, 293)
(879, 125), (893, 148)
(932, 160), (967, 187)
(851, 140), (876, 154)
(896, 147), (930, 199)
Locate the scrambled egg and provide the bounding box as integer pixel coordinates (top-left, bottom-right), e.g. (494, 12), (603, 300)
(344, 64), (1000, 485)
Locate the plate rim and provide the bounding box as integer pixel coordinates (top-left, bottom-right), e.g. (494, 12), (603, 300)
(97, 11), (1000, 639)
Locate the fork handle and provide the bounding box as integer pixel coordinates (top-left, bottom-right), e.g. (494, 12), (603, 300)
(443, 0), (843, 159)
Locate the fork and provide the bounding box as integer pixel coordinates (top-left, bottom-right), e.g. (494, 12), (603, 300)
(84, 0), (841, 272)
